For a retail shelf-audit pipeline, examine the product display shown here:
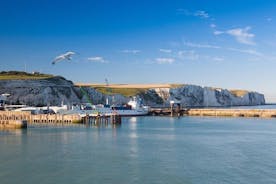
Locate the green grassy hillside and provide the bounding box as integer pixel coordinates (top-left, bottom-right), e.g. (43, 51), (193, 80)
(0, 71), (54, 80)
(95, 87), (147, 96)
(229, 90), (249, 97)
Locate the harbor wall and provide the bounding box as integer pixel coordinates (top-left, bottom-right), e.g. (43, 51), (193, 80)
(149, 107), (276, 118)
(187, 109), (276, 118)
(0, 111), (121, 128)
(30, 114), (82, 124)
(0, 111), (30, 128)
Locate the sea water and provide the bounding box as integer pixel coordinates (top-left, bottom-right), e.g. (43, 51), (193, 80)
(1, 116), (276, 184)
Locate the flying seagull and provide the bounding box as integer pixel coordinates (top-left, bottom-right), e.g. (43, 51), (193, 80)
(52, 51), (76, 65)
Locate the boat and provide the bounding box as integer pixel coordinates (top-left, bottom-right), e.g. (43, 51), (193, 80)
(57, 97), (150, 117)
(11, 97), (150, 117)
(13, 105), (68, 114)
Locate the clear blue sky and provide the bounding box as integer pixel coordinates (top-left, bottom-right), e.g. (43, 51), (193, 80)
(1, 0), (276, 102)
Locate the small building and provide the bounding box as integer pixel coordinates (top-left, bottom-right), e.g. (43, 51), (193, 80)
(170, 100), (181, 116)
(0, 93), (10, 110)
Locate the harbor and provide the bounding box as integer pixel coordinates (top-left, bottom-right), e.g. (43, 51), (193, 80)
(150, 107), (276, 118)
(2, 1), (276, 183)
(2, 106), (276, 129)
(0, 111), (122, 129)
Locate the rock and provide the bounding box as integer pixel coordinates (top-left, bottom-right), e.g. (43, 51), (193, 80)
(0, 76), (80, 106)
(0, 76), (265, 107)
(150, 85), (265, 107)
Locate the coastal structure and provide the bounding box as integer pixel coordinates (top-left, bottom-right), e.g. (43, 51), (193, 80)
(0, 111), (28, 128)
(2, 107), (276, 129)
(150, 107), (276, 118)
(187, 108), (276, 118)
(0, 110), (122, 129)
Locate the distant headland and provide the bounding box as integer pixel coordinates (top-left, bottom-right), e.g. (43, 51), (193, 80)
(0, 71), (265, 107)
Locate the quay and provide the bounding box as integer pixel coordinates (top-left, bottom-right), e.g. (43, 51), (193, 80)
(82, 114), (122, 126)
(149, 108), (187, 116)
(0, 111), (122, 129)
(187, 108), (276, 118)
(0, 111), (29, 128)
(2, 107), (276, 129)
(150, 108), (276, 118)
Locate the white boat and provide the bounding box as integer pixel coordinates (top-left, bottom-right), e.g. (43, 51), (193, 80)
(14, 105), (68, 114)
(57, 97), (150, 117)
(11, 97), (149, 117)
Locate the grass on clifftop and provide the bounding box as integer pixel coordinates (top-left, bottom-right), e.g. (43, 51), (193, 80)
(95, 87), (147, 97)
(0, 71), (54, 80)
(230, 90), (249, 97)
(77, 83), (184, 97)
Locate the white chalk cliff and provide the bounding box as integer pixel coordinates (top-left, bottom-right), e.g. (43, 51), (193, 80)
(151, 85), (265, 107)
(0, 76), (265, 107)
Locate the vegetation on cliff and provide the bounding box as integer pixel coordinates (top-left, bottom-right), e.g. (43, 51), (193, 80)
(0, 71), (265, 106)
(229, 90), (249, 97)
(94, 87), (147, 97)
(0, 71), (54, 80)
(75, 83), (184, 97)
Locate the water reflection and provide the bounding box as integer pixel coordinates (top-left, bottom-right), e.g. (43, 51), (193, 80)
(129, 117), (137, 123)
(2, 117), (276, 184)
(0, 128), (26, 135)
(129, 117), (137, 130)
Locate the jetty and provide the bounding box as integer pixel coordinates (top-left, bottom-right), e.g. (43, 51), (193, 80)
(149, 108), (186, 116)
(0, 111), (29, 128)
(150, 108), (276, 118)
(187, 108), (276, 118)
(2, 107), (276, 129)
(0, 111), (122, 129)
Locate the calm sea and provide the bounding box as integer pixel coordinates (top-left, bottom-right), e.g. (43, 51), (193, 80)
(1, 116), (276, 184)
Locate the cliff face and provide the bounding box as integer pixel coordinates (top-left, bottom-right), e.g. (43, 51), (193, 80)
(0, 77), (80, 106)
(150, 85), (265, 107)
(0, 77), (265, 107)
(78, 87), (128, 105)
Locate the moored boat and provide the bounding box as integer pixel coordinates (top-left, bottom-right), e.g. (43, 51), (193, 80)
(57, 97), (150, 116)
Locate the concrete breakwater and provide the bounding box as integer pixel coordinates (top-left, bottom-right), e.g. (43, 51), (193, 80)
(31, 114), (81, 124)
(1, 108), (276, 129)
(187, 109), (276, 118)
(31, 114), (121, 125)
(0, 111), (122, 128)
(0, 111), (29, 128)
(150, 108), (276, 118)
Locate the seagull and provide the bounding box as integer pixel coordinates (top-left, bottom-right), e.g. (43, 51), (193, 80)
(52, 51), (77, 65)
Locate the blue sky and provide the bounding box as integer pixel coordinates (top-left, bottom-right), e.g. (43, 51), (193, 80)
(1, 0), (276, 101)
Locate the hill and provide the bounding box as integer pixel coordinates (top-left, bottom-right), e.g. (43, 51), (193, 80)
(0, 71), (54, 80)
(0, 71), (265, 107)
(75, 83), (183, 96)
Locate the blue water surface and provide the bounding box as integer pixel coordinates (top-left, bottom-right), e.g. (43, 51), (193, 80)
(1, 116), (276, 184)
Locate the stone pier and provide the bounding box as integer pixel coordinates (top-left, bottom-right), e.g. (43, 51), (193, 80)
(187, 109), (276, 118)
(0, 111), (30, 128)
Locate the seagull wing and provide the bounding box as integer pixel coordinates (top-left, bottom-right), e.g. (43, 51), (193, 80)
(52, 51), (77, 65)
(64, 52), (76, 60)
(52, 55), (65, 65)
(65, 51), (76, 56)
